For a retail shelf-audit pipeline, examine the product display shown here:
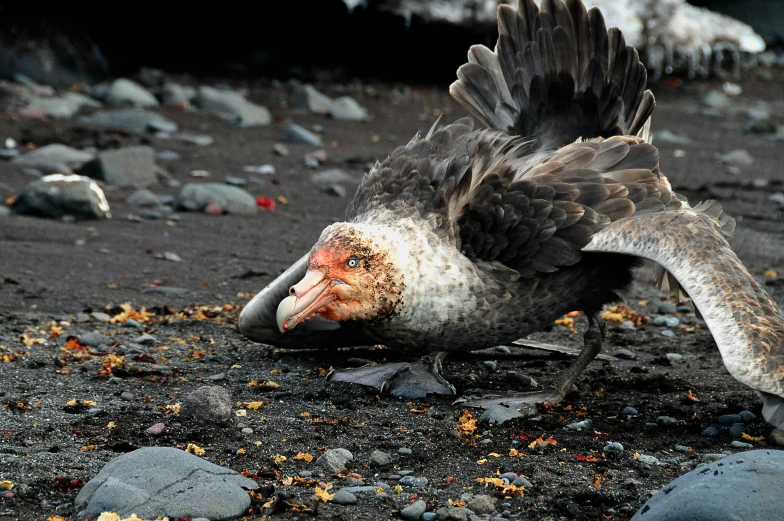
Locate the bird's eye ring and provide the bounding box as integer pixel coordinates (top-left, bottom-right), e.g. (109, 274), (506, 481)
(347, 257), (359, 268)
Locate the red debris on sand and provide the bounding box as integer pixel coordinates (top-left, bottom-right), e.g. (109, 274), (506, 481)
(256, 196), (276, 211)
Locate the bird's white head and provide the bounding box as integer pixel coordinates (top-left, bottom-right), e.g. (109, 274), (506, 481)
(276, 222), (404, 332)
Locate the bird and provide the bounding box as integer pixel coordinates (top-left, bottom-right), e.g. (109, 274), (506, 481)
(238, 0), (784, 427)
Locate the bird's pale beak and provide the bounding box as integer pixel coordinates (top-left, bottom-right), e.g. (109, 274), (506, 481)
(276, 269), (336, 333)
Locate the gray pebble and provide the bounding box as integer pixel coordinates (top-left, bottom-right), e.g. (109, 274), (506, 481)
(677, 304), (692, 313)
(133, 334), (156, 346)
(702, 453), (726, 462)
(661, 329), (675, 337)
(612, 349), (637, 360)
(652, 315), (679, 327)
(567, 419), (592, 431)
(340, 486), (376, 494)
(241, 428), (253, 435)
(718, 414), (742, 425)
(702, 427), (720, 437)
(298, 471), (312, 478)
(369, 450), (393, 468)
(120, 392), (134, 401)
(398, 447), (412, 455)
(657, 302), (678, 314)
(494, 346), (511, 354)
(499, 472), (517, 482)
(675, 444), (689, 453)
(666, 353), (684, 362)
(482, 360), (497, 371)
(399, 476), (428, 488)
(657, 416), (678, 426)
(79, 332), (106, 347)
(728, 424), (745, 438)
(397, 470), (414, 476)
(622, 407), (639, 415)
(636, 455), (660, 465)
(208, 373), (225, 381)
(180, 385), (232, 423)
(512, 476), (532, 488)
(619, 320), (636, 330)
(422, 513), (437, 521)
(730, 441), (753, 449)
(330, 489), (357, 505)
(605, 442), (624, 453)
(373, 482), (390, 491)
(401, 500), (427, 521)
(739, 411), (756, 423)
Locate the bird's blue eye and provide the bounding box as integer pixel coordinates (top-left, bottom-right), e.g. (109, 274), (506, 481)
(347, 257), (359, 268)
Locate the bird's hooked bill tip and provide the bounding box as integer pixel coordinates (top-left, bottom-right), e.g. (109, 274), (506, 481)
(276, 295), (298, 333)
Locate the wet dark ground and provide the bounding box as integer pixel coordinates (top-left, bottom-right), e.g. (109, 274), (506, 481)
(1, 72), (784, 521)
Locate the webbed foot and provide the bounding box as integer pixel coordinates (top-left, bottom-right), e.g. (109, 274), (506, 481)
(327, 353), (455, 399)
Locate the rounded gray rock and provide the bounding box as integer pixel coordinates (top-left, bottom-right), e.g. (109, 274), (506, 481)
(467, 495), (496, 515)
(74, 447), (256, 520)
(369, 449), (393, 468)
(178, 183), (257, 216)
(13, 174), (110, 220)
(401, 499), (427, 520)
(330, 489), (357, 505)
(632, 450), (784, 521)
(180, 386), (232, 422)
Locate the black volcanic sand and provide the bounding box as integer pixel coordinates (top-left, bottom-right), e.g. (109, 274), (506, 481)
(1, 73), (784, 521)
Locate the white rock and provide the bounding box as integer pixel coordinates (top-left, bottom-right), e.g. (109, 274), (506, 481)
(106, 78), (160, 108)
(194, 86), (271, 127)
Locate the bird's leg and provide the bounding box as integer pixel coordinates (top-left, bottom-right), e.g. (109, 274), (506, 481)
(465, 312), (606, 410)
(327, 351), (456, 400)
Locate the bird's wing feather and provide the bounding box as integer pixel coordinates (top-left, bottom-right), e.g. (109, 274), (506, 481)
(455, 135), (686, 277)
(584, 208), (784, 417)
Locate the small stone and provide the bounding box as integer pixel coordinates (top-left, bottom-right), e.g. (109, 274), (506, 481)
(657, 416), (678, 426)
(344, 478), (364, 487)
(195, 86), (271, 126)
(120, 392), (134, 401)
(702, 426), (720, 437)
(619, 320), (636, 330)
(146, 423), (165, 436)
(467, 495), (496, 515)
(605, 442), (624, 453)
(180, 385), (232, 423)
(674, 444), (689, 453)
(769, 429), (784, 447)
(566, 419), (592, 431)
(209, 373), (225, 381)
(273, 143), (290, 157)
(83, 146), (158, 188)
(739, 411), (756, 423)
(292, 84), (332, 114)
(636, 454), (660, 465)
(329, 96), (368, 121)
(701, 90), (732, 111)
(13, 174), (110, 220)
(768, 193), (784, 208)
(728, 424), (745, 438)
(702, 453), (726, 463)
(323, 184), (347, 198)
(401, 499), (427, 521)
(666, 353), (684, 363)
(12, 143), (94, 174)
(79, 109), (178, 135)
(435, 507), (467, 521)
(241, 428), (253, 435)
(482, 360), (497, 370)
(622, 407), (639, 415)
(654, 130), (693, 146)
(652, 316), (679, 327)
(480, 404), (524, 424)
(499, 472), (517, 482)
(91, 312), (111, 322)
(369, 450), (393, 468)
(179, 183), (257, 216)
(731, 441), (753, 449)
(330, 489), (357, 505)
(78, 331), (105, 347)
(657, 302), (678, 314)
(398, 447), (412, 455)
(512, 476), (532, 488)
(718, 149), (754, 169)
(224, 177), (247, 187)
(612, 349), (637, 360)
(306, 149), (329, 164)
(677, 304), (692, 313)
(126, 189), (162, 208)
(286, 123), (323, 146)
(718, 414), (743, 425)
(422, 513), (437, 521)
(661, 329), (675, 338)
(316, 449), (353, 473)
(134, 334), (157, 346)
(106, 78), (159, 107)
(399, 476), (428, 488)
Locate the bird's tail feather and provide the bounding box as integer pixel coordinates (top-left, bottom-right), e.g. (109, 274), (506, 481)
(449, 0), (654, 149)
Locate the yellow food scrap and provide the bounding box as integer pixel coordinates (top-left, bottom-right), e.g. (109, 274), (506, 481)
(186, 443), (205, 455)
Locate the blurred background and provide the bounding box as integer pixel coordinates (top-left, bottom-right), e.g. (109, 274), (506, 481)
(1, 0), (783, 86)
